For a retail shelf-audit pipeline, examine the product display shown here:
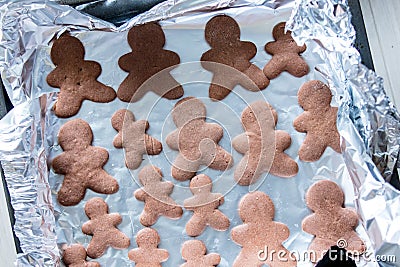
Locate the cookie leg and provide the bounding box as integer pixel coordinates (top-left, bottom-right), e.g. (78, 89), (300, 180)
(207, 210), (230, 231)
(186, 214), (206, 237)
(263, 56), (286, 79)
(286, 57), (309, 78)
(140, 208), (159, 226)
(234, 154), (263, 186)
(125, 151), (142, 170)
(117, 75), (142, 102)
(89, 170), (119, 194)
(171, 154), (200, 181)
(110, 231), (130, 249)
(242, 64), (270, 90)
(86, 239), (107, 259)
(208, 146), (233, 171)
(57, 180), (86, 206)
(298, 138), (327, 162)
(163, 204), (183, 219)
(84, 82), (116, 103)
(158, 74), (184, 100)
(54, 91), (83, 118)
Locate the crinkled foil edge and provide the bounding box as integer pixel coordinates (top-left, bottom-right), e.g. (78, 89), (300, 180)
(287, 0), (400, 263)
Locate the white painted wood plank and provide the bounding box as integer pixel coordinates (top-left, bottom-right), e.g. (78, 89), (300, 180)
(360, 0), (400, 107)
(0, 171), (17, 266)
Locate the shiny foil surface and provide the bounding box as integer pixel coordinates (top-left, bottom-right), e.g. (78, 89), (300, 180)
(0, 0), (398, 266)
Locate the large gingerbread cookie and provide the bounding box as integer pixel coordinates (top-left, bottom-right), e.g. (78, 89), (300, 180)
(263, 22), (309, 79)
(201, 15), (269, 100)
(302, 180), (365, 262)
(293, 80), (341, 161)
(233, 101), (298, 185)
(111, 109), (162, 170)
(166, 97), (233, 181)
(117, 22), (184, 102)
(231, 191), (296, 267)
(52, 119), (119, 206)
(47, 34), (116, 118)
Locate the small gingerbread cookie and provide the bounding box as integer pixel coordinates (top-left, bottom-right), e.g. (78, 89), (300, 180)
(302, 180), (365, 263)
(118, 22), (183, 102)
(128, 228), (169, 266)
(233, 101), (298, 185)
(183, 174), (230, 237)
(52, 119), (119, 206)
(134, 165), (183, 226)
(231, 191), (296, 267)
(111, 109), (162, 169)
(263, 22), (309, 79)
(47, 34), (116, 118)
(181, 240), (221, 267)
(166, 97), (233, 181)
(293, 80), (341, 161)
(82, 197), (130, 259)
(62, 244), (100, 267)
(201, 15), (269, 100)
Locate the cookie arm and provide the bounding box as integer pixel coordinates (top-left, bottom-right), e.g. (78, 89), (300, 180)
(231, 225), (249, 246)
(110, 213), (123, 225)
(232, 133), (250, 154)
(46, 67), (64, 88)
(205, 253), (221, 265)
(241, 41), (257, 60)
(82, 221), (93, 235)
(52, 153), (71, 174)
(155, 249), (169, 262)
(113, 133), (123, 148)
(134, 188), (147, 201)
(293, 113), (310, 133)
(83, 60), (102, 78)
(265, 41), (281, 55)
(302, 214), (318, 236)
(166, 129), (179, 151)
(159, 181), (174, 195)
(118, 53), (135, 72)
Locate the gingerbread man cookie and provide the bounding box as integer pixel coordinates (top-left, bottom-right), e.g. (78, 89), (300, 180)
(231, 191), (296, 267)
(233, 101), (298, 185)
(128, 228), (169, 266)
(166, 97), (233, 181)
(82, 197), (130, 259)
(52, 119), (118, 206)
(117, 22), (183, 102)
(62, 244), (100, 267)
(293, 80), (341, 162)
(302, 180), (365, 262)
(181, 240), (221, 267)
(111, 109), (162, 169)
(201, 15), (269, 100)
(183, 174), (230, 237)
(47, 34), (116, 118)
(263, 22), (309, 79)
(134, 165), (183, 226)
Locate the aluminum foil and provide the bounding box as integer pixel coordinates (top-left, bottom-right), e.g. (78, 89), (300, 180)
(0, 0), (399, 266)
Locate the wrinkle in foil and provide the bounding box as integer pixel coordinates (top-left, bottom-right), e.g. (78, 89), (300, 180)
(0, 0), (399, 266)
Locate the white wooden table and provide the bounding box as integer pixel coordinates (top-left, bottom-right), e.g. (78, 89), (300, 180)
(0, 0), (399, 265)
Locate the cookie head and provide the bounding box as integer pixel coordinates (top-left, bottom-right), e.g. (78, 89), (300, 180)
(298, 80), (332, 111)
(205, 15), (240, 47)
(111, 109), (136, 132)
(58, 119), (93, 151)
(242, 101), (277, 133)
(136, 228), (160, 248)
(306, 180), (344, 211)
(51, 35), (85, 65)
(272, 22), (292, 41)
(85, 197), (108, 218)
(62, 244), (87, 265)
(239, 191), (274, 223)
(128, 23), (165, 50)
(189, 174), (213, 194)
(138, 165), (163, 186)
(181, 240), (206, 260)
(172, 97), (206, 127)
